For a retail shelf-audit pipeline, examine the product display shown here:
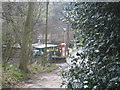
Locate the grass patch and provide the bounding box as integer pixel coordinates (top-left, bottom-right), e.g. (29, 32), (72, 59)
(3, 63), (60, 87)
(69, 49), (77, 55)
(42, 64), (60, 71)
(28, 64), (60, 74)
(3, 66), (28, 87)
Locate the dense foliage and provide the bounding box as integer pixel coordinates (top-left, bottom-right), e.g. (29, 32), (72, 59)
(62, 2), (120, 89)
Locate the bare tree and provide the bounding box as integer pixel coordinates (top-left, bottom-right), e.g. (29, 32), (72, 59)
(43, 2), (49, 67)
(2, 2), (47, 70)
(2, 2), (28, 70)
(19, 2), (34, 72)
(28, 2), (46, 64)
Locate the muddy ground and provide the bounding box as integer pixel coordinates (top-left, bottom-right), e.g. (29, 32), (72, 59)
(14, 63), (69, 88)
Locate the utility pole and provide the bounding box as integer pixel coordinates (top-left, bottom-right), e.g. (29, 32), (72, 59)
(44, 2), (49, 66)
(63, 28), (66, 43)
(50, 33), (52, 42)
(66, 24), (70, 55)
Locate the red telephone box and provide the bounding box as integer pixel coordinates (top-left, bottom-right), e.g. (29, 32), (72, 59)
(60, 43), (66, 56)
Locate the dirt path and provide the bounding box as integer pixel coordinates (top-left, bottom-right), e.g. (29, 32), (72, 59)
(14, 63), (68, 88)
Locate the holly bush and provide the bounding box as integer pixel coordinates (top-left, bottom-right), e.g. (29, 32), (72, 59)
(62, 2), (120, 89)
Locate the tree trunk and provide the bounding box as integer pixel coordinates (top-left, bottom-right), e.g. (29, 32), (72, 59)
(28, 30), (32, 64)
(43, 2), (49, 67)
(19, 2), (34, 72)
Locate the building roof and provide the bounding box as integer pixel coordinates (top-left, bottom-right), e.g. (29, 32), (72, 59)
(32, 43), (58, 49)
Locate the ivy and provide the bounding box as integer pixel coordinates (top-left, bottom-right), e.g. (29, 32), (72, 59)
(62, 2), (120, 89)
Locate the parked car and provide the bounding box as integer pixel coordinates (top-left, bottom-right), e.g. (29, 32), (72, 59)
(33, 50), (39, 56)
(32, 50), (43, 58)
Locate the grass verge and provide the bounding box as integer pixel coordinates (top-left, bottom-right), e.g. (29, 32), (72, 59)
(28, 64), (60, 74)
(3, 65), (28, 87)
(3, 64), (60, 87)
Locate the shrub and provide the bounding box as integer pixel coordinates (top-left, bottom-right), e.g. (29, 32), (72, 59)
(62, 2), (120, 89)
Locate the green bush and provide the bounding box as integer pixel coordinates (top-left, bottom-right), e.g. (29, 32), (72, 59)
(62, 2), (120, 89)
(35, 53), (42, 56)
